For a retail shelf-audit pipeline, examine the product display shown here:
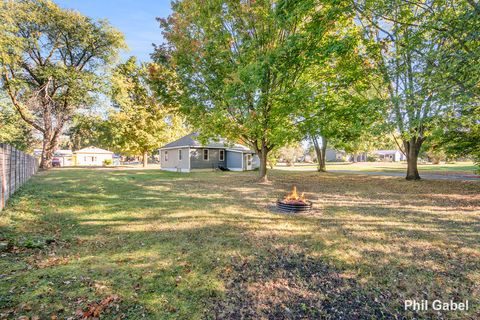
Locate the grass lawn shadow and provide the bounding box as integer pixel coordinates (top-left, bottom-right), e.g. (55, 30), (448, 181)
(0, 168), (479, 319)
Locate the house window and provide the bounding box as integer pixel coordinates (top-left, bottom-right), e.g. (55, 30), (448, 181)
(219, 150), (225, 161)
(203, 149), (209, 161)
(179, 149), (182, 160)
(164, 151), (168, 161)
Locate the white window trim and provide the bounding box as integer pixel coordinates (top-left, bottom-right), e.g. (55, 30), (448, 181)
(179, 149), (182, 161)
(219, 150), (225, 161)
(165, 151), (168, 161)
(203, 149), (209, 161)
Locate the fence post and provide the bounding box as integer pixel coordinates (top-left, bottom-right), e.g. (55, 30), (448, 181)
(1, 143), (4, 210)
(21, 151), (23, 186)
(7, 145), (11, 198)
(13, 148), (17, 195)
(20, 151), (22, 187)
(14, 148), (17, 194)
(22, 152), (25, 184)
(17, 149), (20, 192)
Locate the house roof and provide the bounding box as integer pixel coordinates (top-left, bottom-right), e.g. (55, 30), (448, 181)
(374, 150), (400, 155)
(74, 146), (113, 154)
(160, 133), (254, 153)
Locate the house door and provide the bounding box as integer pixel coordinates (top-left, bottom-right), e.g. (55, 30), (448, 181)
(246, 154), (253, 170)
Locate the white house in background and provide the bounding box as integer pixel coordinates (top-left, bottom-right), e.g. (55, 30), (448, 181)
(73, 146), (113, 166)
(374, 150), (406, 162)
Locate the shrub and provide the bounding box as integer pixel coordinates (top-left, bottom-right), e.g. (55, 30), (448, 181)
(103, 159), (113, 166)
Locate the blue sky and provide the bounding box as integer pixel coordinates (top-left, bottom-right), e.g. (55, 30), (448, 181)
(54, 0), (172, 62)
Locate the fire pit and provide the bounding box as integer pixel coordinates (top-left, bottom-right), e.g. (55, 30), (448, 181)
(276, 186), (312, 213)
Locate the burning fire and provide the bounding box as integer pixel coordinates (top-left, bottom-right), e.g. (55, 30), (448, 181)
(283, 186), (307, 204)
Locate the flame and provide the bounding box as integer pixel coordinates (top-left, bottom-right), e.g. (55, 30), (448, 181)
(283, 185), (307, 204)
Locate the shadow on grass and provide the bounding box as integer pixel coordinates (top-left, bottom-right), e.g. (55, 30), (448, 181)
(0, 168), (479, 319)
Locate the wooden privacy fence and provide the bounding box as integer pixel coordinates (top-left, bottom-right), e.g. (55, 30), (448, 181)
(0, 143), (38, 210)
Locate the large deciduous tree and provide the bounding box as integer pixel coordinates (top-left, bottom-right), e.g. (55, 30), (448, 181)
(0, 0), (125, 168)
(305, 94), (383, 172)
(353, 0), (479, 180)
(300, 36), (384, 172)
(155, 0), (360, 182)
(109, 57), (186, 167)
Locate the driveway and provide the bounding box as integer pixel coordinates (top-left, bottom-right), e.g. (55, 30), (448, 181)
(330, 170), (480, 181)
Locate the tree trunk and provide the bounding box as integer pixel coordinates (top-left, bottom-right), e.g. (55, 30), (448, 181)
(312, 135), (327, 172)
(404, 138), (423, 180)
(40, 143), (53, 169)
(143, 151), (148, 168)
(39, 130), (59, 169)
(257, 143), (269, 182)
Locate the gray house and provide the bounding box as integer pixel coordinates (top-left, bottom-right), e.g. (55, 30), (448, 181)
(159, 133), (259, 172)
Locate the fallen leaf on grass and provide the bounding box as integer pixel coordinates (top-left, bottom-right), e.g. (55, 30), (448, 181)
(19, 302), (32, 311)
(36, 256), (70, 269)
(93, 281), (109, 293)
(133, 283), (141, 292)
(81, 295), (120, 319)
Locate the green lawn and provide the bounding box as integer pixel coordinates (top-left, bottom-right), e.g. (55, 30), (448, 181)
(276, 161), (478, 175)
(1, 168), (479, 319)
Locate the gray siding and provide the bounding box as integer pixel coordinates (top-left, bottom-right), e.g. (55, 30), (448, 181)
(226, 151), (243, 169)
(160, 147), (257, 172)
(160, 147), (190, 171)
(190, 148), (226, 169)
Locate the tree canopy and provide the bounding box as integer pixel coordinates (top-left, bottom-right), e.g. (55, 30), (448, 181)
(0, 96), (36, 152)
(155, 0), (370, 181)
(298, 31), (386, 171)
(0, 0), (125, 168)
(108, 57), (186, 166)
(65, 114), (108, 151)
(353, 0), (479, 179)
